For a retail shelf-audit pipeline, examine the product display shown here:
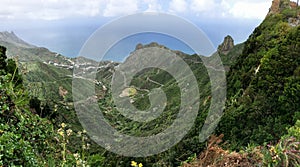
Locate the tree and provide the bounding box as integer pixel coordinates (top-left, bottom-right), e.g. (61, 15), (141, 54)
(0, 46), (7, 72)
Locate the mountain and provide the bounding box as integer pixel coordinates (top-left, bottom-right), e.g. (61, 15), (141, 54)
(0, 40), (231, 166)
(0, 31), (35, 48)
(268, 0), (298, 15)
(218, 35), (234, 55)
(2, 0), (299, 164)
(183, 0), (300, 166)
(217, 0), (300, 148)
(0, 30), (241, 102)
(0, 31), (69, 63)
(0, 29), (244, 166)
(0, 31), (112, 102)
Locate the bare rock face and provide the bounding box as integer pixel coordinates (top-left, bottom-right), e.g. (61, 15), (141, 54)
(288, 17), (300, 26)
(268, 0), (300, 26)
(290, 1), (298, 8)
(218, 35), (234, 55)
(135, 43), (143, 50)
(269, 0), (282, 14)
(268, 0), (298, 15)
(135, 42), (169, 51)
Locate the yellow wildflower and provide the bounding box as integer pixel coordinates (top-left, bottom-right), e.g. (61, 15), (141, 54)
(57, 128), (64, 136)
(54, 104), (58, 112)
(66, 129), (73, 136)
(61, 123), (66, 128)
(128, 87), (137, 96)
(270, 146), (276, 154)
(58, 131), (64, 136)
(131, 161), (137, 166)
(138, 163), (143, 167)
(73, 153), (80, 159)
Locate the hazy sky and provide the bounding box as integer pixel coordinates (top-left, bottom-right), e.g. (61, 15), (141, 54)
(0, 0), (274, 60)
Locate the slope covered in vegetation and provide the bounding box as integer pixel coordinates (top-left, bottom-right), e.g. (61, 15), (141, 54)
(184, 0), (300, 166)
(217, 2), (300, 148)
(0, 46), (107, 166)
(0, 1), (299, 166)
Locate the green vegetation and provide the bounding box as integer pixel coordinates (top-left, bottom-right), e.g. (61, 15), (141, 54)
(0, 47), (106, 166)
(217, 12), (300, 149)
(0, 2), (299, 166)
(183, 124), (300, 166)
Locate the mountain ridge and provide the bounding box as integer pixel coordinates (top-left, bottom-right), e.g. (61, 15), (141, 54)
(268, 0), (299, 15)
(1, 0), (299, 165)
(0, 30), (242, 104)
(0, 31), (36, 48)
(217, 0), (300, 148)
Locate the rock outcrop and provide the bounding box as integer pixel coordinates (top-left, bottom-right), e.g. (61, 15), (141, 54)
(288, 17), (300, 26)
(135, 42), (168, 51)
(268, 0), (300, 26)
(268, 0), (298, 15)
(218, 35), (234, 55)
(134, 42), (187, 57)
(135, 43), (143, 50)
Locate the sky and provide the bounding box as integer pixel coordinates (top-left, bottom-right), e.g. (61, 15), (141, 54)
(0, 0), (274, 61)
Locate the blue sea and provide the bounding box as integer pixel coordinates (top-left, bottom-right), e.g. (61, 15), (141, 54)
(1, 16), (261, 62)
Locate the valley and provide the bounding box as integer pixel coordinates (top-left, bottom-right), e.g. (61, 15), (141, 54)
(0, 0), (299, 166)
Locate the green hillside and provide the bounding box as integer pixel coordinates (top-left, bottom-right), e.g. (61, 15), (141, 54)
(0, 0), (300, 166)
(217, 5), (300, 148)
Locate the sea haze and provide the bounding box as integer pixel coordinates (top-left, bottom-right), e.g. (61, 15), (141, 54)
(0, 16), (262, 61)
(103, 32), (194, 62)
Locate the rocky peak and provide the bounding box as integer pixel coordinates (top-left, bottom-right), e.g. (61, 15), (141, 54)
(0, 31), (35, 48)
(134, 42), (188, 57)
(218, 35), (234, 55)
(135, 43), (143, 50)
(268, 0), (298, 15)
(135, 42), (168, 51)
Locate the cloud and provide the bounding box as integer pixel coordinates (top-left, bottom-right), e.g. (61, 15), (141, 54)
(0, 0), (105, 20)
(227, 1), (271, 19)
(190, 0), (215, 13)
(103, 0), (139, 17)
(144, 0), (162, 12)
(169, 0), (188, 13)
(0, 0), (273, 20)
(168, 0), (272, 20)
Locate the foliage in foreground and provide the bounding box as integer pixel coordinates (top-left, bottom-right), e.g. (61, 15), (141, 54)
(1, 4), (300, 165)
(183, 121), (300, 167)
(0, 46), (105, 166)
